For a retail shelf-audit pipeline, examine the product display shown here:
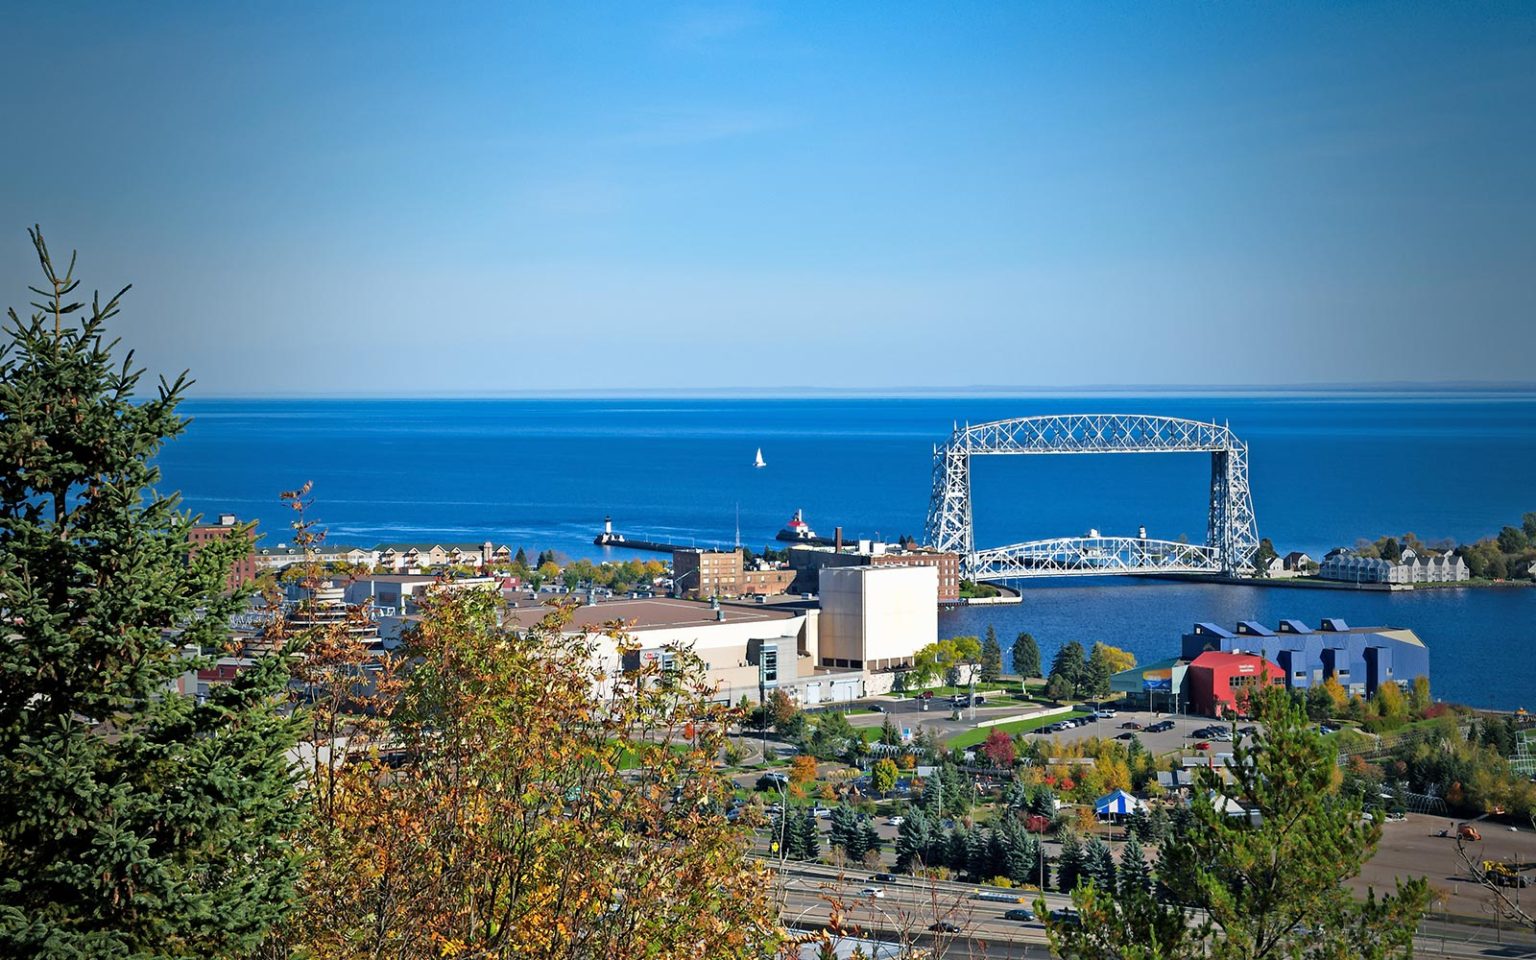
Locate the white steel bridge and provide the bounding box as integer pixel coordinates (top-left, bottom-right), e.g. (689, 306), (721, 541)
(925, 414), (1260, 580)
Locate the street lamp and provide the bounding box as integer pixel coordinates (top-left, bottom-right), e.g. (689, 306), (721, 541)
(671, 567), (700, 599)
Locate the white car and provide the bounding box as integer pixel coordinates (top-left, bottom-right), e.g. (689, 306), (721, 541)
(1094, 710), (1117, 719)
(860, 886), (886, 899)
(812, 807), (832, 817)
(887, 816), (906, 826)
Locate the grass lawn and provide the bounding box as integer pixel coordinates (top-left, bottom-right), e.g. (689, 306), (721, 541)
(945, 709), (1093, 749)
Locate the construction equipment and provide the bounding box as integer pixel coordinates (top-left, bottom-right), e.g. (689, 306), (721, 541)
(1482, 859), (1532, 887)
(1457, 823), (1482, 842)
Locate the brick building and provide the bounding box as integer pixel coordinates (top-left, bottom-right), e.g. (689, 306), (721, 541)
(187, 513), (257, 589)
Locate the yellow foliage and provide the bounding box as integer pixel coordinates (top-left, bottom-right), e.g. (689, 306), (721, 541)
(284, 594), (777, 959)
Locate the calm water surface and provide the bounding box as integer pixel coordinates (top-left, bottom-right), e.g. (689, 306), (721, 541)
(157, 394), (1536, 709)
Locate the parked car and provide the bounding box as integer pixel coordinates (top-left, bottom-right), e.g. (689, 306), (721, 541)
(919, 690), (935, 700)
(1094, 709), (1117, 719)
(1238, 725), (1258, 736)
(887, 816), (906, 826)
(868, 704), (885, 713)
(755, 773), (789, 791)
(1119, 721), (1143, 730)
(1194, 741), (1212, 751)
(1147, 720), (1175, 733)
(811, 806), (831, 817)
(1115, 732), (1137, 741)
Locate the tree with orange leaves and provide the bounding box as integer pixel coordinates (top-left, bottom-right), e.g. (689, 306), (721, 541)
(274, 546), (780, 959)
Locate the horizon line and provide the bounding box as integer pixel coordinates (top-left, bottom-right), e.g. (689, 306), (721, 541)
(184, 381), (1536, 401)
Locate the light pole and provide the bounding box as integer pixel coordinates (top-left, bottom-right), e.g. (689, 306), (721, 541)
(671, 567), (699, 599)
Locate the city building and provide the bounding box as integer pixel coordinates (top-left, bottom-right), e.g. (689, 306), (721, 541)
(1186, 651), (1283, 716)
(788, 539), (961, 602)
(740, 563), (797, 597)
(254, 543), (378, 570)
(376, 541), (512, 572)
(816, 565), (938, 686)
(187, 513), (257, 588)
(1318, 549), (1468, 585)
(1182, 618), (1428, 699)
(1110, 617), (1430, 715)
(672, 548), (744, 598)
(500, 596), (870, 705)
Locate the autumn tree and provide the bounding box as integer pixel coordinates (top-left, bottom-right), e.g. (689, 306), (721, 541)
(981, 729), (1017, 767)
(0, 229), (303, 957)
(872, 758), (899, 796)
(790, 753), (819, 785)
(282, 590), (778, 959)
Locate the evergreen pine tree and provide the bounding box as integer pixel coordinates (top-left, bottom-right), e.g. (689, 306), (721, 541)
(0, 228), (303, 957)
(843, 819), (869, 863)
(1118, 835), (1153, 897)
(1008, 833), (1041, 887)
(946, 828), (969, 871)
(980, 628), (1003, 683)
(987, 826), (1011, 880)
(1083, 836), (1117, 891)
(965, 827), (990, 880)
(895, 810), (928, 872)
(861, 821), (883, 858)
(1127, 806), (1152, 842)
(799, 810), (821, 861)
(829, 806), (854, 850)
(1056, 833), (1084, 892)
(922, 772), (944, 815)
(1029, 784), (1058, 819)
(1011, 631), (1042, 680)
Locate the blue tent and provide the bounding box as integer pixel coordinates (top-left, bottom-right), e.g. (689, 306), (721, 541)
(1094, 789), (1145, 819)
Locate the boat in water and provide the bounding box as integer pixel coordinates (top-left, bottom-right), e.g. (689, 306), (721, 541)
(754, 448), (767, 468)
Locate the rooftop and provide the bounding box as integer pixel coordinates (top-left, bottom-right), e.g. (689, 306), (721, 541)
(501, 597), (801, 633)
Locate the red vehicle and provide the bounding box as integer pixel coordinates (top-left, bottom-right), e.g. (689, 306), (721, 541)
(1194, 741), (1212, 751)
(919, 690), (935, 700)
(1024, 814), (1052, 833)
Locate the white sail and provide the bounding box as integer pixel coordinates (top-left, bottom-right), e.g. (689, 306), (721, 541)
(754, 448), (766, 468)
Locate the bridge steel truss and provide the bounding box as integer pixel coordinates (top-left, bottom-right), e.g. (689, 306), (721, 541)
(925, 414), (1260, 580)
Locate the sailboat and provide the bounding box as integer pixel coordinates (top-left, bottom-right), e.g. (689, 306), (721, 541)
(753, 448), (767, 468)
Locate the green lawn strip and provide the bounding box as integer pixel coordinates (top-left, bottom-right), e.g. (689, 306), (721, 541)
(944, 709), (1093, 749)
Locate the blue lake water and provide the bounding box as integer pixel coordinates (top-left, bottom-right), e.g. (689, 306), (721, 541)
(158, 394), (1536, 709)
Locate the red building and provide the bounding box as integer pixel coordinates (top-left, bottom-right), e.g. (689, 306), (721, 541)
(1188, 651), (1283, 717)
(188, 513), (257, 590)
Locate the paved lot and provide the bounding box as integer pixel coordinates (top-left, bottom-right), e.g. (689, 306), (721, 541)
(1362, 812), (1536, 918)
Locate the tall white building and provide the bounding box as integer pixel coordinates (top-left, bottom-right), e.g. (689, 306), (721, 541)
(816, 565), (938, 674)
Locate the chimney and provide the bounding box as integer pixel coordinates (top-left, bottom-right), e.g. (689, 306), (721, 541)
(834, 526), (843, 552)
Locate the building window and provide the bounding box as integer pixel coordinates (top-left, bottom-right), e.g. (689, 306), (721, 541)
(762, 648), (778, 684)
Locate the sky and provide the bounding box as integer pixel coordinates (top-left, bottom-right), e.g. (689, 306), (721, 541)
(1, 1), (1533, 395)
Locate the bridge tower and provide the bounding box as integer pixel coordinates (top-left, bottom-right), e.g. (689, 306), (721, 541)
(925, 414), (1260, 580)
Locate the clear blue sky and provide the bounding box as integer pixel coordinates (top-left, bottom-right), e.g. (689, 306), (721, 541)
(1, 2), (1532, 394)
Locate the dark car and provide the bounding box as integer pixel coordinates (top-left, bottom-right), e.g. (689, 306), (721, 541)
(755, 773), (789, 791)
(873, 873), (898, 882)
(1119, 721), (1143, 730)
(1115, 732), (1137, 741)
(928, 921), (961, 933)
(1238, 725), (1258, 737)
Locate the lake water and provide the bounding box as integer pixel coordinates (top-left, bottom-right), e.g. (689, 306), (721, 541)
(158, 394), (1536, 709)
